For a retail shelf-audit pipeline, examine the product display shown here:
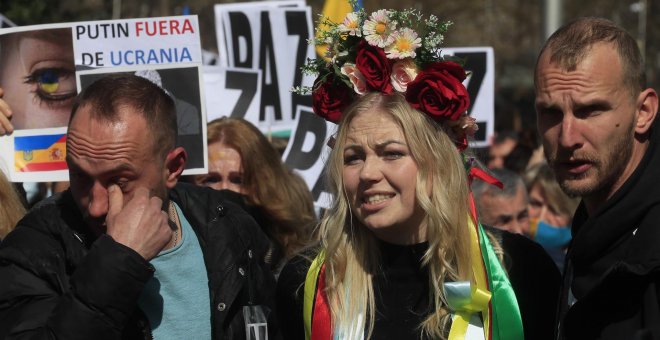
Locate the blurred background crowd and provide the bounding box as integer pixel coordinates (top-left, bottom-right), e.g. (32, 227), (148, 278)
(1, 0), (659, 270)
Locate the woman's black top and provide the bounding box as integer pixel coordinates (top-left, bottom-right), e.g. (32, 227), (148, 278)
(276, 228), (560, 340)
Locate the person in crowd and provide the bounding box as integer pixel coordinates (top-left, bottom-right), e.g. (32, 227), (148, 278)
(0, 87), (13, 135)
(487, 130), (518, 169)
(535, 17), (660, 338)
(0, 74), (278, 339)
(277, 8), (558, 340)
(526, 163), (579, 271)
(472, 168), (530, 235)
(0, 170), (25, 240)
(0, 28), (76, 130)
(191, 117), (316, 273)
(502, 143), (534, 174)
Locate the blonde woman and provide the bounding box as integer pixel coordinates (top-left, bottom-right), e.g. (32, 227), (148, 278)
(277, 6), (558, 340)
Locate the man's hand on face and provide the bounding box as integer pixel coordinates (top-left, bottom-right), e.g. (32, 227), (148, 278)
(105, 185), (172, 260)
(0, 88), (14, 136)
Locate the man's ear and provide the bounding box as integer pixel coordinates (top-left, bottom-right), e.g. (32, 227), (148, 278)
(164, 147), (187, 189)
(635, 88), (658, 134)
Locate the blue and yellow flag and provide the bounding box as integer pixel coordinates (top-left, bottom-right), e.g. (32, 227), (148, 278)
(14, 134), (67, 172)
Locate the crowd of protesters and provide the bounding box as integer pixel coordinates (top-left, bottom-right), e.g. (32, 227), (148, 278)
(0, 12), (659, 340)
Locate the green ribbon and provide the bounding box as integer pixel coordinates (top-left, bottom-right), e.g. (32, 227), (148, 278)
(479, 224), (524, 340)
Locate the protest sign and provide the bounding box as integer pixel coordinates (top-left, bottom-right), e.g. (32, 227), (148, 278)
(0, 16), (205, 182)
(203, 66), (262, 123)
(213, 1), (315, 135)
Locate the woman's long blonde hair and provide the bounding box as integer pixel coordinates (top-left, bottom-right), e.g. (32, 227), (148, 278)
(317, 93), (473, 339)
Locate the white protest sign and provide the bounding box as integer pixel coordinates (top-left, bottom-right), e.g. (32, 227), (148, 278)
(214, 2), (315, 134)
(203, 66), (262, 123)
(0, 16), (205, 182)
(214, 1), (305, 68)
(282, 106), (335, 209)
(74, 16), (202, 68)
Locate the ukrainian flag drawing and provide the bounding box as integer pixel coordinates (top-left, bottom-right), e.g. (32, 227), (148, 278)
(14, 134), (67, 172)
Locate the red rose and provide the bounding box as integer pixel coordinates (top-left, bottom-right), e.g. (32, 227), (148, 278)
(312, 74), (354, 123)
(355, 40), (393, 94)
(405, 61), (470, 122)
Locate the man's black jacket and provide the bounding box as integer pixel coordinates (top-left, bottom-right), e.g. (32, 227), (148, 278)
(0, 183), (278, 339)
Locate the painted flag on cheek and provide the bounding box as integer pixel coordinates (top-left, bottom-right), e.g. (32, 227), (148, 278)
(14, 134), (68, 172)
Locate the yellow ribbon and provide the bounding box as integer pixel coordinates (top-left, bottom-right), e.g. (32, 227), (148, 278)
(304, 251), (326, 340)
(447, 217), (492, 340)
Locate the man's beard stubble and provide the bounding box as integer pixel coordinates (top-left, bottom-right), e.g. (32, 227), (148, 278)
(547, 125), (635, 200)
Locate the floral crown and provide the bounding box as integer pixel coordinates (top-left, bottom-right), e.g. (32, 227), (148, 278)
(295, 3), (478, 149)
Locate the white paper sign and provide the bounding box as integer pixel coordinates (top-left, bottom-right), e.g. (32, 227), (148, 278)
(203, 66), (262, 123)
(74, 16), (202, 68)
(214, 2), (315, 135)
(0, 16), (205, 182)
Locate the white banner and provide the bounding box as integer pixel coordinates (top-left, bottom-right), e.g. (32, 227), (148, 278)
(213, 2), (315, 135)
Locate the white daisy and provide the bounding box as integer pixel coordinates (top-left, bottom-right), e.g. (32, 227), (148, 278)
(338, 12), (362, 37)
(385, 28), (422, 59)
(362, 9), (396, 48)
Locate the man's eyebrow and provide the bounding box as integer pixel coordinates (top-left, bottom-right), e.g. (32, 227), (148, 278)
(66, 157), (136, 175)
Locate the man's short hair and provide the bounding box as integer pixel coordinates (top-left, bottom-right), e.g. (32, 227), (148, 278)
(70, 74), (177, 160)
(535, 17), (645, 97)
(472, 168), (525, 199)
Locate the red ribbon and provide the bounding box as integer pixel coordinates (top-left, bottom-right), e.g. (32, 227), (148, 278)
(311, 265), (332, 340)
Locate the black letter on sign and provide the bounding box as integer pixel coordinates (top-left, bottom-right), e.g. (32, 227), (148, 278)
(225, 70), (259, 118)
(259, 11), (282, 122)
(284, 108), (327, 201)
(286, 10), (312, 120)
(454, 52), (486, 117)
(228, 11), (253, 68)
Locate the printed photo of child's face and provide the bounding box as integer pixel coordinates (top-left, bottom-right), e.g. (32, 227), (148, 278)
(0, 28), (76, 130)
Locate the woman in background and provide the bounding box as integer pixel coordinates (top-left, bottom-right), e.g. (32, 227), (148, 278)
(526, 163), (579, 270)
(0, 171), (25, 240)
(192, 117), (316, 272)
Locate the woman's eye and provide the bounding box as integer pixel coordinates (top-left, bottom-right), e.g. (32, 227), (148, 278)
(229, 176), (243, 185)
(343, 154), (362, 165)
(24, 68), (76, 105)
(383, 151), (404, 160)
(202, 176), (220, 185)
